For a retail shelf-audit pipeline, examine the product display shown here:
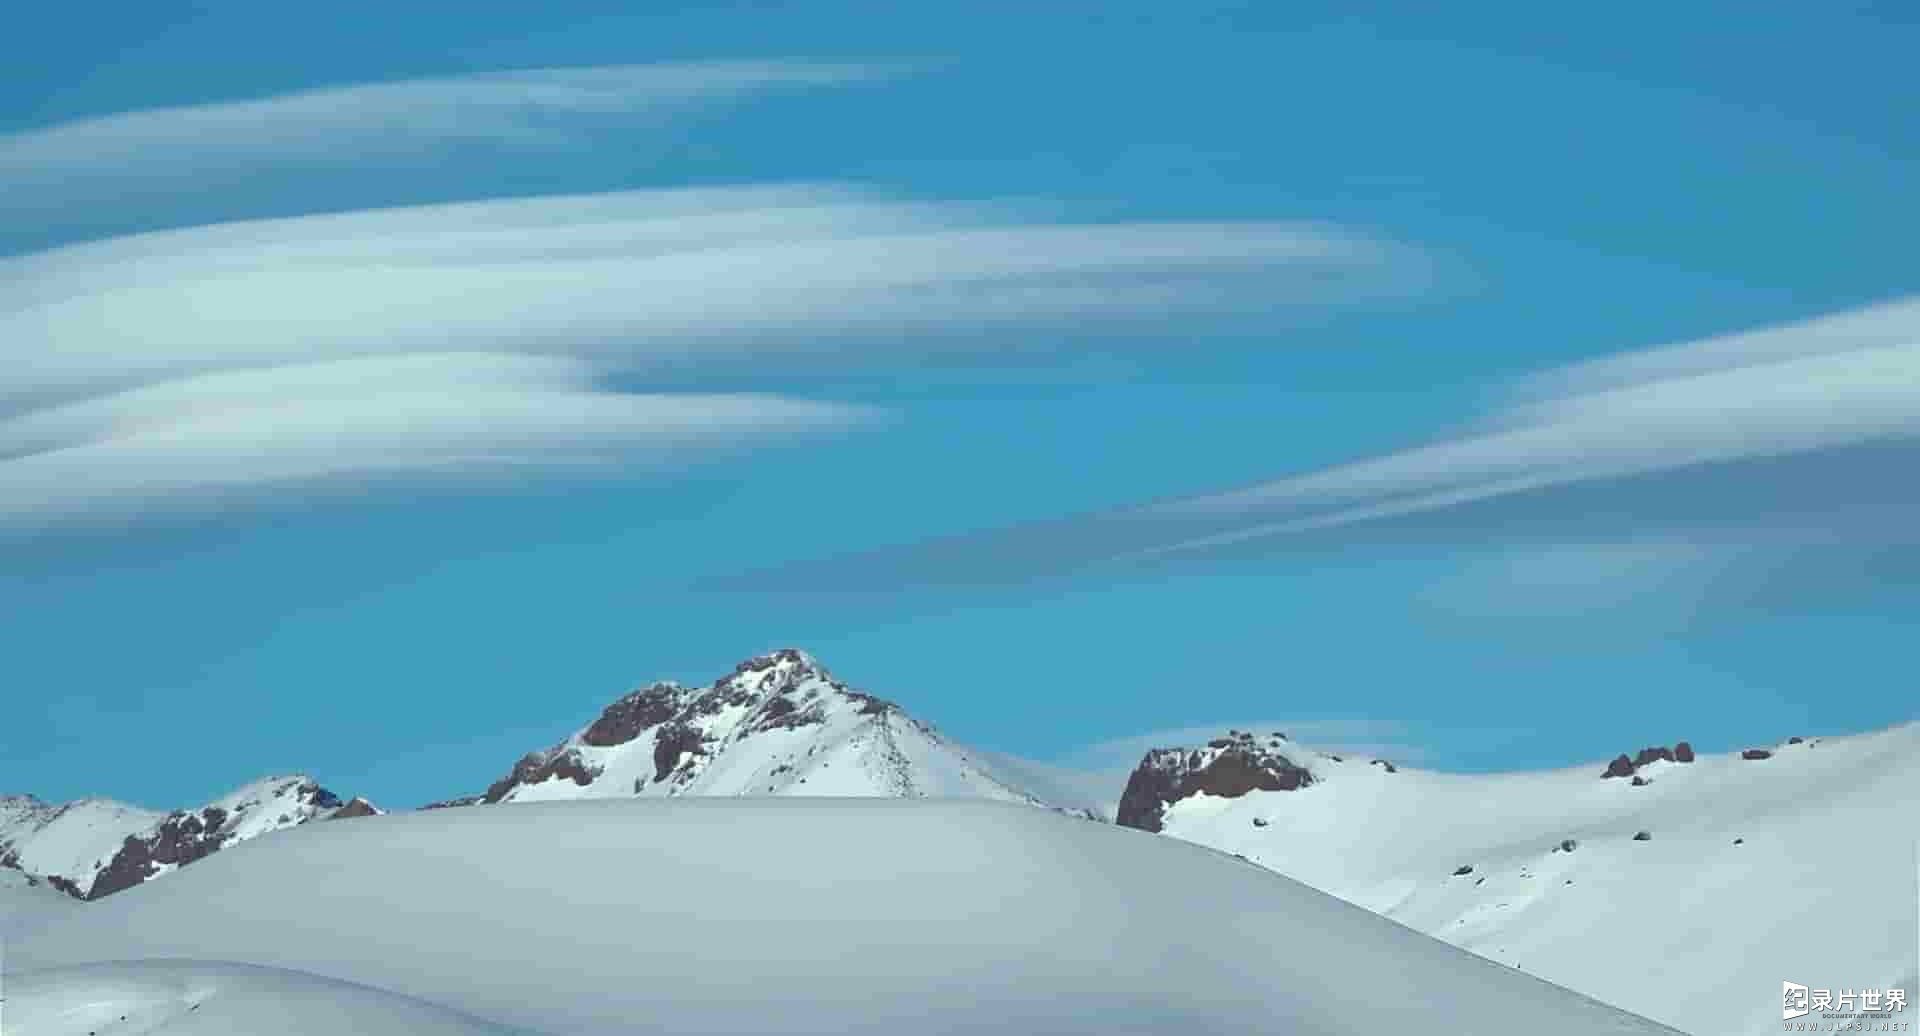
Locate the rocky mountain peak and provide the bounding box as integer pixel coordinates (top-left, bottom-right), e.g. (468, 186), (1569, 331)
(1, 775), (375, 901)
(1115, 729), (1314, 833)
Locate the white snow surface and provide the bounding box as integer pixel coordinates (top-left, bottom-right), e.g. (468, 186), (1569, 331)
(6, 798), (1679, 1035)
(1146, 724), (1920, 1036)
(0, 868), (76, 939)
(2, 960), (526, 1035)
(481, 650), (1087, 814)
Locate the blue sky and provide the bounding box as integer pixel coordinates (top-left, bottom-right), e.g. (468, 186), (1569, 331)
(3, 3), (1916, 810)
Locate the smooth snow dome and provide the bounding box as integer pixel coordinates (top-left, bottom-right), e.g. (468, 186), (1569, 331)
(2, 959), (525, 1035)
(1155, 724), (1920, 1036)
(7, 799), (1679, 1035)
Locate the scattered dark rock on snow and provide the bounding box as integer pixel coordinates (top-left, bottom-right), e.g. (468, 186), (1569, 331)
(847, 691), (897, 717)
(422, 795), (482, 810)
(1733, 837), (1744, 845)
(1453, 864), (1475, 876)
(1560, 838), (1577, 853)
(1115, 738), (1314, 833)
(1788, 736), (1805, 744)
(1475, 877), (1486, 886)
(1742, 748), (1773, 761)
(1633, 831), (1652, 841)
(1370, 759), (1397, 773)
(1251, 817), (1270, 828)
(1630, 775), (1650, 787)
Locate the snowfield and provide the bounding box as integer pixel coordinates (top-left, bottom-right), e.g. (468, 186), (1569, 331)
(5, 798), (1680, 1035)
(1, 960), (526, 1035)
(0, 868), (75, 939)
(1143, 723), (1920, 1036)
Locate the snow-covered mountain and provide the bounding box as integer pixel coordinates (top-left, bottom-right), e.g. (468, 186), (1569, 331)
(441, 648), (1101, 817)
(1114, 725), (1920, 1036)
(6, 797), (1683, 1035)
(0, 776), (379, 900)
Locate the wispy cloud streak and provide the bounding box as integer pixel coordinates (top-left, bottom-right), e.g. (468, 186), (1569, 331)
(2, 188), (1412, 405)
(1, 186), (1413, 528)
(734, 297), (1920, 603)
(0, 63), (1424, 533)
(0, 353), (874, 531)
(0, 62), (887, 236)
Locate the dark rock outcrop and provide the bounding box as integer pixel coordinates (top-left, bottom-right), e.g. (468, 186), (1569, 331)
(484, 748), (599, 803)
(751, 695), (828, 734)
(1370, 759), (1397, 773)
(1632, 746), (1676, 767)
(330, 797), (380, 819)
(581, 683), (683, 747)
(1632, 830), (1652, 841)
(1742, 748), (1772, 761)
(652, 723), (706, 783)
(1115, 737), (1313, 833)
(89, 809), (229, 899)
(1453, 864), (1475, 876)
(1603, 741), (1695, 779)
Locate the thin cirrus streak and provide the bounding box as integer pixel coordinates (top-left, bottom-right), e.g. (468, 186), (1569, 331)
(0, 61), (891, 232)
(719, 296), (1920, 600)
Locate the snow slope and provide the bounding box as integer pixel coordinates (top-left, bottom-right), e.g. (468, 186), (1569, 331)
(6, 798), (1680, 1035)
(1126, 724), (1920, 1035)
(0, 777), (377, 899)
(2, 960), (526, 1035)
(0, 868), (76, 939)
(455, 649), (1092, 816)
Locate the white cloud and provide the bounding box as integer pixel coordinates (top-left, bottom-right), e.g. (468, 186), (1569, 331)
(747, 295), (1920, 606)
(1132, 300), (1920, 560)
(2, 189), (1411, 405)
(0, 353), (874, 530)
(0, 62), (887, 227)
(0, 64), (1424, 533)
